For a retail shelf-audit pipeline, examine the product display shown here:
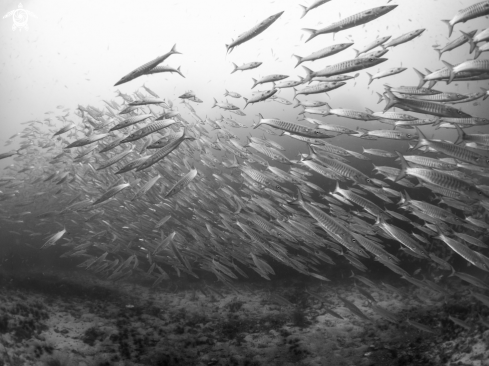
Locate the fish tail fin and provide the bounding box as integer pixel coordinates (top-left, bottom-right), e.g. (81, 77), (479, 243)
(366, 72), (373, 86)
(231, 62), (238, 74)
(212, 98), (217, 108)
(252, 114), (263, 129)
(298, 4), (308, 19)
(170, 44), (181, 55)
(383, 88), (398, 111)
(481, 87), (488, 101)
(441, 19), (453, 38)
(413, 126), (429, 150)
(177, 66), (185, 78)
(352, 48), (360, 58)
(292, 99), (301, 108)
(375, 92), (384, 104)
(301, 65), (314, 83)
(224, 89), (228, 96)
(435, 48), (443, 60)
(292, 54), (303, 68)
(243, 97), (249, 110)
(394, 151), (409, 182)
(460, 30), (476, 53)
(333, 182), (342, 196)
(454, 124), (466, 145)
(441, 60), (455, 84)
(412, 68), (426, 89)
(289, 188), (305, 206)
(474, 46), (482, 59)
(301, 28), (317, 43)
(251, 78), (257, 89)
(293, 87), (298, 99)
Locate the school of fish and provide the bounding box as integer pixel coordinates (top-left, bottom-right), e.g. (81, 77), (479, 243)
(1, 0), (489, 331)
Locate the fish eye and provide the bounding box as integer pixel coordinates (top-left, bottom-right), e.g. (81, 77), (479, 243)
(478, 191), (483, 195)
(475, 157), (480, 162)
(352, 238), (356, 242)
(369, 58), (374, 61)
(407, 134), (411, 138)
(367, 178), (371, 182)
(457, 110), (463, 114)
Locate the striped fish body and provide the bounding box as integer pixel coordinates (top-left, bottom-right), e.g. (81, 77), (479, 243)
(100, 136), (125, 153)
(147, 133), (179, 149)
(377, 220), (429, 258)
(372, 111), (418, 121)
(312, 142), (351, 156)
(335, 185), (386, 218)
(66, 133), (109, 148)
(53, 123), (76, 137)
(295, 43), (352, 67)
(390, 86), (441, 95)
(255, 118), (332, 138)
(96, 149), (133, 170)
(411, 92), (467, 102)
(304, 58), (387, 81)
(437, 233), (488, 271)
(132, 175), (161, 201)
(365, 130), (417, 140)
(283, 132), (331, 144)
(294, 191), (367, 257)
(114, 44), (180, 86)
(443, 1), (489, 37)
(110, 114), (153, 131)
(247, 142), (291, 164)
(396, 154), (486, 200)
(136, 130), (192, 171)
(129, 98), (167, 106)
(436, 30), (477, 58)
(294, 81), (345, 96)
(402, 155), (457, 170)
(304, 5), (397, 42)
(384, 90), (471, 118)
(316, 123), (356, 134)
(165, 169), (198, 198)
(92, 183), (130, 205)
(300, 160), (344, 180)
(121, 119), (177, 143)
(311, 152), (373, 186)
(414, 129), (489, 167)
(226, 11), (284, 53)
(144, 65), (185, 78)
(115, 156), (149, 174)
(354, 36), (391, 57)
(384, 29), (425, 48)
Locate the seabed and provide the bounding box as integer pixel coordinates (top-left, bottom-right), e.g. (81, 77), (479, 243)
(0, 269), (488, 366)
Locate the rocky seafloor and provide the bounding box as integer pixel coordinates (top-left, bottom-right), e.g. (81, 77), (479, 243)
(0, 269), (488, 366)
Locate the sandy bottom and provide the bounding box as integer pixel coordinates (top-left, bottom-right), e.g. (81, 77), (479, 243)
(0, 270), (488, 366)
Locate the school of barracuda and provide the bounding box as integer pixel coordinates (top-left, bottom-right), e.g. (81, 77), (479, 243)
(1, 0), (489, 329)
